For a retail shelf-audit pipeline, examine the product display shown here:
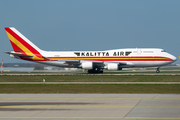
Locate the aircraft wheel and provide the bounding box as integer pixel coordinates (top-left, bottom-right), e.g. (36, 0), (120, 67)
(97, 68), (101, 73)
(156, 68), (160, 73)
(88, 70), (92, 73)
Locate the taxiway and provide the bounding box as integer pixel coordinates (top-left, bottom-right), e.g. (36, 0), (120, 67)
(0, 94), (180, 120)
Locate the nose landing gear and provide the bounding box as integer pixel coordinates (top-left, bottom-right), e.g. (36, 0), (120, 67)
(156, 68), (160, 73)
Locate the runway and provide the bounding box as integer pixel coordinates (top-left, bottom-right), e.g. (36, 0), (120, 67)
(1, 73), (180, 76)
(1, 71), (180, 75)
(0, 94), (180, 120)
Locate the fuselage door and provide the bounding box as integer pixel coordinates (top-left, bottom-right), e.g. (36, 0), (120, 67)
(137, 48), (141, 54)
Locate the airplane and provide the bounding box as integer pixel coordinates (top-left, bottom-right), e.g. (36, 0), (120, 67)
(4, 27), (177, 73)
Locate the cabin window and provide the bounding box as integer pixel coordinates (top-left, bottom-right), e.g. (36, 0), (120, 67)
(120, 52), (124, 56)
(54, 55), (60, 57)
(125, 52), (131, 56)
(74, 52), (80, 56)
(143, 51), (153, 53)
(161, 50), (166, 52)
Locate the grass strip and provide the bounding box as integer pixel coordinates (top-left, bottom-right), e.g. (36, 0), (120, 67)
(0, 75), (180, 82)
(0, 84), (180, 93)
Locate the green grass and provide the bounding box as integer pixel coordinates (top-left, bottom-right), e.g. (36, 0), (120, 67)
(1, 75), (179, 93)
(0, 75), (180, 82)
(0, 84), (179, 93)
(105, 71), (180, 73)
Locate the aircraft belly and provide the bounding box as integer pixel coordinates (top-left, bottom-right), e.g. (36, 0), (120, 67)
(36, 61), (75, 68)
(129, 61), (172, 67)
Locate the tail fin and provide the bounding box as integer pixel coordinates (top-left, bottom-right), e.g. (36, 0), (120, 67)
(5, 27), (42, 56)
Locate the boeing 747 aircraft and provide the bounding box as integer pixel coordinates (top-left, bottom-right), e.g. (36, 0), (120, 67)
(4, 27), (177, 73)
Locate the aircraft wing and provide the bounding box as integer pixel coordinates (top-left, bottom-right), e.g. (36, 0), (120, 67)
(63, 60), (129, 68)
(62, 60), (105, 68)
(64, 60), (80, 65)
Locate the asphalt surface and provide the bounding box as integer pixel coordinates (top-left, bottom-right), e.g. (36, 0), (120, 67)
(1, 71), (180, 75)
(0, 94), (180, 120)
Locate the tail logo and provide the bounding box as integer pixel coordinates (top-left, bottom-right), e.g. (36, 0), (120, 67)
(5, 27), (47, 61)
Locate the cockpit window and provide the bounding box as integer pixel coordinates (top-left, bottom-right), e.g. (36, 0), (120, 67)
(161, 50), (166, 52)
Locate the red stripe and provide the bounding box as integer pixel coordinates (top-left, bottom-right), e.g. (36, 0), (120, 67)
(5, 28), (41, 56)
(49, 56), (171, 59)
(48, 56), (172, 61)
(75, 56), (169, 59)
(82, 59), (171, 61)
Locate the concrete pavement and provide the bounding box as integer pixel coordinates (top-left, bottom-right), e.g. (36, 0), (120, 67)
(0, 94), (180, 120)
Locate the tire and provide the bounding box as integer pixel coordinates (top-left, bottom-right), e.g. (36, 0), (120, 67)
(88, 70), (92, 73)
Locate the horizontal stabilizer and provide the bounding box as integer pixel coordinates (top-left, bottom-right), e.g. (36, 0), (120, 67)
(4, 51), (33, 57)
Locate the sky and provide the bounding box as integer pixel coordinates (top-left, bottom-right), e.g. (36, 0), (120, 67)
(0, 0), (180, 64)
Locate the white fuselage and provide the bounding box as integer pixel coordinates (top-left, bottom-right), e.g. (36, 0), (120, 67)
(36, 48), (176, 68)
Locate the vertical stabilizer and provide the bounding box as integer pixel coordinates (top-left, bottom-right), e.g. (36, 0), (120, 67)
(5, 27), (42, 56)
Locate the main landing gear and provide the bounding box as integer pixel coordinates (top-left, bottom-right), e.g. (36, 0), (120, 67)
(156, 67), (160, 73)
(88, 68), (103, 74)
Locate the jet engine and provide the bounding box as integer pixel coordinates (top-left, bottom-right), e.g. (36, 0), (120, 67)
(105, 63), (121, 71)
(82, 62), (93, 69)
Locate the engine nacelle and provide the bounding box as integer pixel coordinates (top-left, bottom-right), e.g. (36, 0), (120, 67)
(82, 62), (93, 69)
(106, 63), (119, 71)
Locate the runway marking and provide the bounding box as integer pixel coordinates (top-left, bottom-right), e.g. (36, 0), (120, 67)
(1, 106), (180, 108)
(1, 98), (180, 100)
(0, 117), (124, 119)
(124, 117), (180, 119)
(0, 117), (180, 119)
(136, 106), (180, 108)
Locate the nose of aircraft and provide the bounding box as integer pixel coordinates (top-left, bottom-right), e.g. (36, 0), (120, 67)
(171, 55), (177, 62)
